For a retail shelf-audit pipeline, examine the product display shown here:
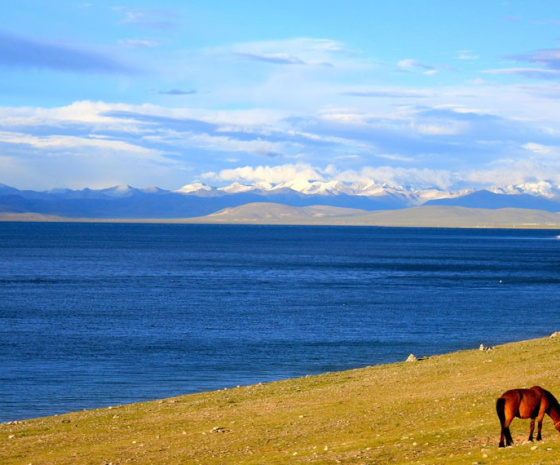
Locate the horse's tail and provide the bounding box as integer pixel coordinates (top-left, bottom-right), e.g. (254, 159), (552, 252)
(496, 397), (507, 427)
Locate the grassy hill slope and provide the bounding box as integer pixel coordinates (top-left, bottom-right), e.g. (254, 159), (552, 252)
(3, 336), (560, 464)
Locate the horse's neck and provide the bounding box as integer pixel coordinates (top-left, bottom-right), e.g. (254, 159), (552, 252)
(547, 397), (560, 426)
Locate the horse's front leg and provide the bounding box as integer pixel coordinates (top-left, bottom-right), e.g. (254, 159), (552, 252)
(534, 408), (547, 441)
(529, 418), (536, 442)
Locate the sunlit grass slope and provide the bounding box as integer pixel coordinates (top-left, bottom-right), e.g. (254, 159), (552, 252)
(3, 336), (560, 464)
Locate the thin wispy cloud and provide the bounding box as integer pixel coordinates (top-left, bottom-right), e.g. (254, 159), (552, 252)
(114, 7), (179, 30)
(229, 38), (344, 68)
(155, 89), (197, 96)
(514, 48), (560, 70)
(485, 67), (560, 79)
(119, 39), (162, 48)
(343, 89), (432, 99)
(397, 58), (439, 75)
(235, 52), (305, 65)
(0, 30), (136, 74)
(457, 50), (479, 60)
(486, 48), (560, 80)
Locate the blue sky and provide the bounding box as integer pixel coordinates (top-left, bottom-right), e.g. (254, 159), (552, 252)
(2, 1), (560, 191)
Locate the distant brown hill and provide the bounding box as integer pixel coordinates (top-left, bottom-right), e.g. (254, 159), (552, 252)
(3, 203), (560, 229)
(189, 203), (560, 228)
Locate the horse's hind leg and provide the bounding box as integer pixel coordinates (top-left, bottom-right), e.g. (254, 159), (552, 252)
(505, 426), (513, 447)
(497, 397), (515, 447)
(499, 428), (506, 448)
(503, 409), (515, 446)
(499, 424), (514, 447)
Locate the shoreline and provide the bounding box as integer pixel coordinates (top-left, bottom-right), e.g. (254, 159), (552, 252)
(1, 333), (554, 425)
(2, 333), (556, 424)
(3, 334), (560, 464)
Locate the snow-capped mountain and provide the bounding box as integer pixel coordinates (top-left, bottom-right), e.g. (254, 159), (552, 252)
(488, 181), (560, 199)
(2, 179), (560, 219)
(175, 180), (473, 205)
(218, 182), (257, 194)
(176, 182), (213, 194)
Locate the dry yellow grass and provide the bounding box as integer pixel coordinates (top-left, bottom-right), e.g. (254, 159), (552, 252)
(3, 335), (560, 464)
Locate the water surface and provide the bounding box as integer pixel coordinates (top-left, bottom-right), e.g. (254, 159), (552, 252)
(1, 223), (559, 421)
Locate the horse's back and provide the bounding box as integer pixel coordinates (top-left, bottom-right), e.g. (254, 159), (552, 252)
(501, 387), (544, 418)
(500, 387), (542, 400)
(529, 386), (547, 396)
(499, 389), (523, 402)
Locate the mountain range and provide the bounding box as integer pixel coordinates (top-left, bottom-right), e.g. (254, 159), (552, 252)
(2, 180), (560, 220)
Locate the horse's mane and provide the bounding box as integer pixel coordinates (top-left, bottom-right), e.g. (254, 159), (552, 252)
(544, 389), (560, 413)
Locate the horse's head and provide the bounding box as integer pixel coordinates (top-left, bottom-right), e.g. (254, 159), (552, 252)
(547, 393), (560, 431)
(540, 388), (560, 431)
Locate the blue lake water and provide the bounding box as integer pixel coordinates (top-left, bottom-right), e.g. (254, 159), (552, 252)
(1, 223), (560, 422)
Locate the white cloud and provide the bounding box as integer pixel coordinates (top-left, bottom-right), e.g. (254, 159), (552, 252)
(203, 157), (560, 192)
(464, 158), (560, 187)
(2, 75), (560, 191)
(0, 101), (143, 130)
(0, 131), (156, 155)
(202, 162), (457, 190)
(336, 166), (455, 190)
(203, 163), (325, 184)
(522, 142), (557, 156)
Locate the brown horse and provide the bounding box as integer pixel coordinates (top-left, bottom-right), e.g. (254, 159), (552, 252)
(496, 385), (560, 447)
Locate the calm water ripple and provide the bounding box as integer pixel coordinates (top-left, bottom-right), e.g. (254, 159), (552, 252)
(1, 223), (560, 421)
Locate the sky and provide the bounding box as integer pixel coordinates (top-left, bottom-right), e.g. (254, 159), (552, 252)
(2, 1), (560, 191)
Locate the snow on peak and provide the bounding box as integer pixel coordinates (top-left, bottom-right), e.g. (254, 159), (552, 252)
(99, 185), (136, 197)
(218, 182), (254, 194)
(252, 181), (273, 191)
(176, 183), (213, 194)
(272, 178), (317, 193)
(489, 181), (560, 198)
(139, 186), (164, 194)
